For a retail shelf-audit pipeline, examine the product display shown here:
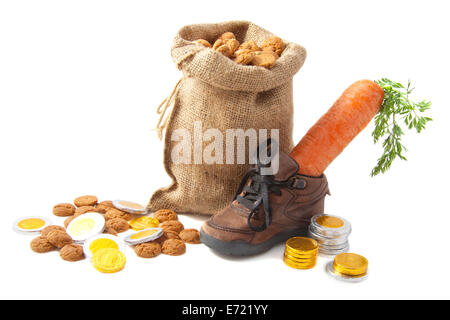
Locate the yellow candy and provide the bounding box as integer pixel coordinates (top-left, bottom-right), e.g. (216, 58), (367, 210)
(18, 218), (45, 230)
(128, 216), (159, 230)
(92, 248), (126, 274)
(89, 238), (119, 255)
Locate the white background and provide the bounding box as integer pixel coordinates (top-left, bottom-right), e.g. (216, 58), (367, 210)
(0, 0), (449, 300)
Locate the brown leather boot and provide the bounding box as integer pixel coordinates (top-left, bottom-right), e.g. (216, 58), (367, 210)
(200, 151), (330, 256)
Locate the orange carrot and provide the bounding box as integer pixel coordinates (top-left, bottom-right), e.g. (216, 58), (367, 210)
(290, 80), (384, 176)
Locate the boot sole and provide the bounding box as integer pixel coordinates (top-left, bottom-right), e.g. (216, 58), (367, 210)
(200, 227), (308, 256)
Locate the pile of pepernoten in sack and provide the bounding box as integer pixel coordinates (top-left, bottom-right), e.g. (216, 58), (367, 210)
(14, 198), (200, 274)
(14, 21), (432, 282)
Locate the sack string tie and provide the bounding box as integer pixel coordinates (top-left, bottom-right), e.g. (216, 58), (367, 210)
(154, 78), (182, 140)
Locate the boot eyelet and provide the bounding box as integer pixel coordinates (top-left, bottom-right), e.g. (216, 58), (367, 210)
(291, 178), (307, 189)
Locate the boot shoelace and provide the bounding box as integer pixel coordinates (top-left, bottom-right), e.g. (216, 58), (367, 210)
(234, 166), (287, 232)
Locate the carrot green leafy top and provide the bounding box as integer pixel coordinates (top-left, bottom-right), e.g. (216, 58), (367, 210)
(371, 78), (432, 176)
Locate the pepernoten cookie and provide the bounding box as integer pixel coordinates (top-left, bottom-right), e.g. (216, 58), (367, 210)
(74, 206), (97, 217)
(74, 195), (98, 207)
(96, 200), (114, 212)
(60, 244), (85, 262)
(41, 225), (66, 238)
(53, 203), (76, 217)
(159, 220), (184, 233)
(162, 239), (186, 256)
(30, 236), (55, 253)
(179, 229), (201, 244)
(64, 216), (75, 228)
(153, 209), (177, 223)
(134, 242), (161, 258)
(105, 208), (132, 221)
(106, 218), (129, 234)
(47, 230), (73, 249)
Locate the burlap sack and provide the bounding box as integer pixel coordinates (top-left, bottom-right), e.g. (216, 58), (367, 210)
(147, 21), (306, 215)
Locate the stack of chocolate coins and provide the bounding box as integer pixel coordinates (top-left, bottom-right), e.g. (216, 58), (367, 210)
(326, 253), (369, 282)
(283, 237), (318, 269)
(308, 214), (351, 256)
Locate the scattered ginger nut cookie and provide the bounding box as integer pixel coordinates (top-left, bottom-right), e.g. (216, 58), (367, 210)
(96, 200), (114, 213)
(105, 208), (132, 221)
(52, 203), (76, 217)
(106, 218), (129, 234)
(64, 216), (75, 229)
(47, 230), (72, 249)
(60, 244), (85, 262)
(179, 229), (201, 244)
(162, 239), (186, 256)
(30, 236), (55, 253)
(152, 229), (179, 244)
(135, 242), (162, 258)
(160, 220), (184, 233)
(194, 39), (212, 48)
(74, 195), (98, 207)
(98, 200), (114, 208)
(104, 227), (118, 236)
(164, 230), (180, 240)
(74, 206), (97, 217)
(41, 225), (66, 238)
(153, 209), (178, 223)
(261, 36), (285, 56)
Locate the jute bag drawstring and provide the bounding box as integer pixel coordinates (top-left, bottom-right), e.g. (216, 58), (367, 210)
(154, 79), (182, 140)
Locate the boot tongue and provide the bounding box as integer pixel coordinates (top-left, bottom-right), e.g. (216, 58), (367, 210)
(270, 151), (300, 181)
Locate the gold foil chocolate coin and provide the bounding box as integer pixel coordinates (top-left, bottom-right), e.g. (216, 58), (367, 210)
(284, 258), (316, 270)
(124, 228), (163, 245)
(284, 252), (317, 263)
(309, 214), (352, 256)
(128, 216), (159, 231)
(83, 234), (125, 259)
(283, 237), (318, 270)
(112, 200), (146, 214)
(92, 248), (126, 273)
(284, 247), (318, 259)
(333, 253), (368, 276)
(316, 215), (344, 228)
(326, 253), (369, 282)
(286, 237), (318, 253)
(13, 216), (51, 234)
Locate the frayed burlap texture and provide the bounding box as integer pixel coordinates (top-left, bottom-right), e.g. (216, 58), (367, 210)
(148, 21), (306, 215)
